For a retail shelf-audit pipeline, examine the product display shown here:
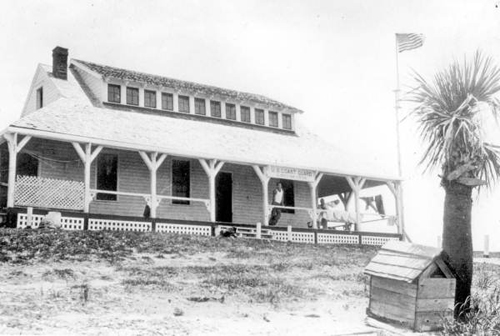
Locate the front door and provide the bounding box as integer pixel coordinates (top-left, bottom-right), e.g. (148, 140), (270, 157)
(216, 172), (232, 223)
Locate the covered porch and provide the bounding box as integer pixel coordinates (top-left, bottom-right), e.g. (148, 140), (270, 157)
(0, 128), (406, 240)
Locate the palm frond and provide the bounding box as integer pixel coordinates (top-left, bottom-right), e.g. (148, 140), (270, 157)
(406, 51), (500, 187)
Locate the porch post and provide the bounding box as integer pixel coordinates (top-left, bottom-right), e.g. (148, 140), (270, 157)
(4, 133), (32, 208)
(72, 142), (103, 212)
(139, 151), (167, 218)
(252, 165), (270, 226)
(308, 172), (323, 229)
(346, 176), (366, 231)
(199, 159), (225, 222)
(386, 181), (408, 241)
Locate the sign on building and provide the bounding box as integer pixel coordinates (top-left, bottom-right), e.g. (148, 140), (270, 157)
(266, 165), (316, 182)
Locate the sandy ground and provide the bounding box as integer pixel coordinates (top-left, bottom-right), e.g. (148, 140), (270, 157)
(0, 252), (381, 336)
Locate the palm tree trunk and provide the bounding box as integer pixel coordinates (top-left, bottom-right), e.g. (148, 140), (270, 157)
(442, 180), (473, 319)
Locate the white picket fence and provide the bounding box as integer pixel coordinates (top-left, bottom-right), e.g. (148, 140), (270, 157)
(16, 212), (400, 246)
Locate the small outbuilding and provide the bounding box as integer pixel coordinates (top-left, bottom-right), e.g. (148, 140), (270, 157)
(364, 240), (456, 332)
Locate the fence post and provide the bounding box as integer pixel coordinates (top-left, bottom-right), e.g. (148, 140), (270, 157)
(484, 235), (490, 258)
(27, 207), (33, 228)
(287, 225), (292, 242)
(83, 213), (89, 231)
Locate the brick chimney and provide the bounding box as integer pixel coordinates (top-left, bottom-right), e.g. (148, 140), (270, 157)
(52, 46), (68, 80)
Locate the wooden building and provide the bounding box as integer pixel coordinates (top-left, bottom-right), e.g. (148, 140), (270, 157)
(0, 46), (404, 245)
(364, 240), (456, 332)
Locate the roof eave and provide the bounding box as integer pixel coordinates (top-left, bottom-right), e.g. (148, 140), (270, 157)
(7, 125), (402, 182)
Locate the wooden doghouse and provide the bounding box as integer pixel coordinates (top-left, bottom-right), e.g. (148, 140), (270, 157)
(364, 240), (456, 332)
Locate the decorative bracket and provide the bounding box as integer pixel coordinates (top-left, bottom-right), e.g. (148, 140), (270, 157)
(143, 196), (160, 207)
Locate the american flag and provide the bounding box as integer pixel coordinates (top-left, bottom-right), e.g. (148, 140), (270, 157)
(396, 33), (424, 53)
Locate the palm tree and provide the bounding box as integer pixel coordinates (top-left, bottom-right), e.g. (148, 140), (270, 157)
(407, 51), (500, 318)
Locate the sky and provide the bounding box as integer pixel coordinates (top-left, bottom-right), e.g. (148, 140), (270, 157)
(1, 0), (500, 250)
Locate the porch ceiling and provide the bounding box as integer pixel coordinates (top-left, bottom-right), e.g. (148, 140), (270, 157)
(317, 175), (386, 197)
(9, 98), (401, 182)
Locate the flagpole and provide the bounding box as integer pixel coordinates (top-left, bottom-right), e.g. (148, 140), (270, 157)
(394, 34), (408, 242)
(394, 35), (403, 177)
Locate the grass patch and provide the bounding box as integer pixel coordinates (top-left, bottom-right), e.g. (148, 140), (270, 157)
(442, 263), (500, 334)
(42, 268), (75, 280)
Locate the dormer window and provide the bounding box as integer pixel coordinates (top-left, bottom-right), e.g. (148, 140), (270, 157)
(36, 87), (43, 110)
(226, 103), (236, 120)
(255, 109), (265, 125)
(178, 95), (190, 113)
(144, 90), (156, 108)
(126, 87), (139, 106)
(210, 101), (221, 118)
(107, 84), (121, 103)
(283, 114), (292, 130)
(195, 98), (206, 115)
(162, 93), (173, 111)
(240, 106), (251, 123)
(269, 111), (278, 127)
(102, 81), (294, 131)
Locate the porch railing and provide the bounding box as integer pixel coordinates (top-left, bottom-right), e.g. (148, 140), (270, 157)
(15, 175), (84, 210)
(11, 208), (402, 247)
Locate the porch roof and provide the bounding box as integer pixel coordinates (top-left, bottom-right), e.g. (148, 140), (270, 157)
(8, 98), (401, 182)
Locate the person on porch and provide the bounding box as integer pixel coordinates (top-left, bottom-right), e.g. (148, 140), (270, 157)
(269, 182), (284, 226)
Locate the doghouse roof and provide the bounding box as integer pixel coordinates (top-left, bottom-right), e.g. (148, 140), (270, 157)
(364, 240), (454, 283)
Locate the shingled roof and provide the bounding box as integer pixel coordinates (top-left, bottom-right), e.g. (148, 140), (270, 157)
(364, 241), (453, 283)
(9, 97), (400, 182)
(72, 59), (303, 114)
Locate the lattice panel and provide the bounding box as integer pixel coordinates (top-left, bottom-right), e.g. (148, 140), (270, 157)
(361, 235), (399, 246)
(317, 233), (359, 245)
(291, 232), (315, 244)
(17, 214), (44, 229)
(15, 175), (84, 210)
(156, 223), (211, 236)
(89, 219), (151, 232)
(60, 217), (84, 230)
(17, 214), (84, 230)
(270, 230), (289, 241)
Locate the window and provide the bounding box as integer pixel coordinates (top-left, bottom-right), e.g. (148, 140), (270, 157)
(17, 153), (38, 177)
(210, 100), (221, 118)
(226, 103), (236, 120)
(108, 84), (121, 103)
(269, 111), (278, 127)
(162, 93), (174, 111)
(255, 109), (265, 125)
(282, 114), (292, 130)
(240, 106), (251, 123)
(178, 95), (190, 113)
(280, 179), (295, 214)
(126, 87), (139, 106)
(36, 87), (43, 109)
(96, 153), (118, 201)
(195, 98), (206, 115)
(172, 160), (190, 204)
(144, 90), (156, 108)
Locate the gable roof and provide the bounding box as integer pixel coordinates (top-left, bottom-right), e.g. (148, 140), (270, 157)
(21, 64), (91, 117)
(72, 59), (303, 114)
(364, 241), (451, 282)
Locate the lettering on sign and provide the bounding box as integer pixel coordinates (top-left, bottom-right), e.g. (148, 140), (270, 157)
(266, 166), (316, 182)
